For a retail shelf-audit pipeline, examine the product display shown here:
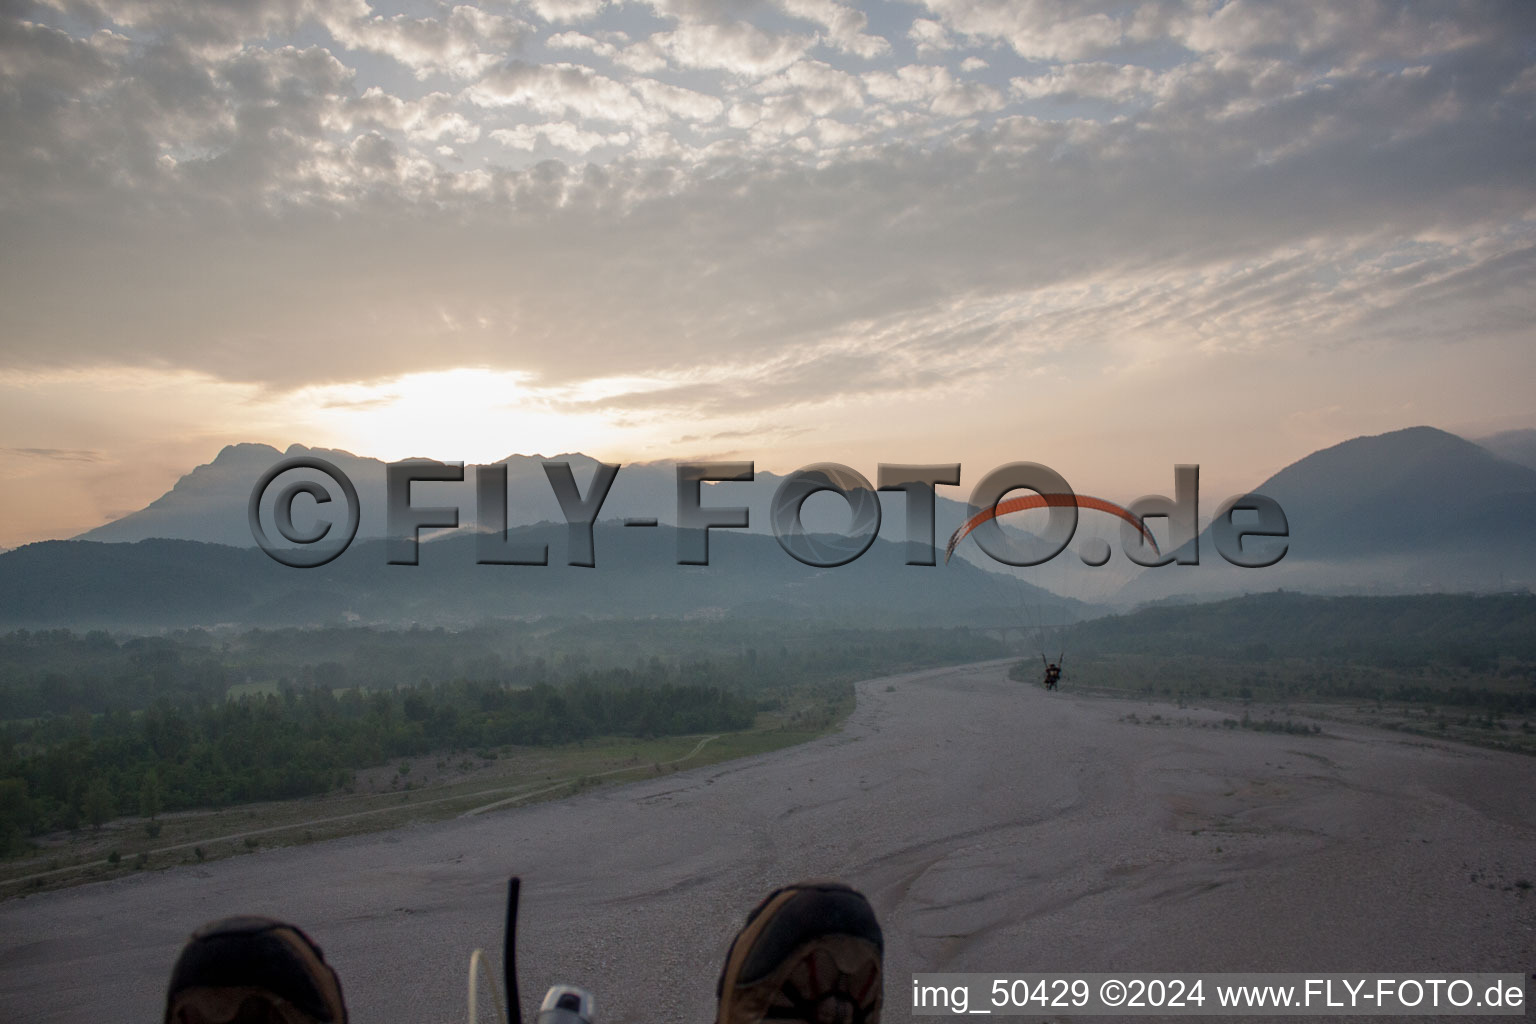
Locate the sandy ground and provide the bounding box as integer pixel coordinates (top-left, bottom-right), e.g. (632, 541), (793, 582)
(1, 660), (1532, 1022)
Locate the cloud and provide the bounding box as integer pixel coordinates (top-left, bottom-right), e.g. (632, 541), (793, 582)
(775, 0), (889, 59)
(321, 5), (530, 80)
(0, 0), (1531, 453)
(1168, 0), (1502, 67)
(908, 18), (953, 56)
(1010, 61), (1164, 102)
(491, 122), (632, 153)
(468, 61), (721, 128)
(545, 30), (621, 60)
(649, 21), (813, 77)
(2, 447), (105, 462)
(336, 88), (481, 143)
(630, 77), (725, 122)
(756, 60), (866, 116)
(863, 64), (1004, 115)
(916, 0), (1124, 61)
(527, 0), (607, 24)
(468, 60), (652, 123)
(27, 0), (345, 55)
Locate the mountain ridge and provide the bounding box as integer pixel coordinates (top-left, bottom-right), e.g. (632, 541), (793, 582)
(2, 525), (1072, 631)
(67, 424), (1536, 604)
(1118, 425), (1536, 600)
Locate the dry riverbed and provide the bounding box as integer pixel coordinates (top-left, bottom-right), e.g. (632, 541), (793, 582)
(2, 661), (1531, 1023)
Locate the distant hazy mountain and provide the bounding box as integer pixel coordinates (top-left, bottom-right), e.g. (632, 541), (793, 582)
(1257, 426), (1536, 556)
(74, 443), (983, 551)
(0, 527), (1075, 631)
(66, 425), (1536, 610)
(1120, 425), (1536, 600)
(1477, 429), (1536, 472)
(76, 443), (627, 548)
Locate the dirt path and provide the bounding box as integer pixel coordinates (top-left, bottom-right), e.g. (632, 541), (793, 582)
(2, 662), (1532, 1023)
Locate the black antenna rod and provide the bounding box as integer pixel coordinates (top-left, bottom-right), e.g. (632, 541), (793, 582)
(505, 876), (523, 1024)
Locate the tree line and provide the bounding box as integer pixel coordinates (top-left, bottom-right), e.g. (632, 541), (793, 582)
(1067, 591), (1536, 670)
(0, 677), (755, 850)
(0, 621), (1009, 853)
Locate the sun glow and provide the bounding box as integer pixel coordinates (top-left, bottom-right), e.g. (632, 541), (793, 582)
(287, 367), (650, 464)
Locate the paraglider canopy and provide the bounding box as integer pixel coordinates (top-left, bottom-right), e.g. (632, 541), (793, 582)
(946, 491), (1160, 681)
(944, 492), (1160, 565)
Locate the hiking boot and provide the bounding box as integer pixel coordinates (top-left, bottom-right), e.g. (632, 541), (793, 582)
(164, 916), (348, 1024)
(715, 881), (883, 1024)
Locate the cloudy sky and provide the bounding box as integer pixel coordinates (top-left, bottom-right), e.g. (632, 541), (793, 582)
(1, 0), (1533, 548)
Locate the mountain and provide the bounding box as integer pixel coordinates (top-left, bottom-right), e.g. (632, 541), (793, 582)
(0, 526), (1076, 631)
(73, 443), (1048, 582)
(1477, 429), (1536, 472)
(75, 443), (985, 547)
(66, 425), (1536, 613)
(1120, 426), (1536, 600)
(1236, 425), (1536, 557)
(76, 443), (625, 548)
